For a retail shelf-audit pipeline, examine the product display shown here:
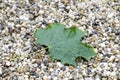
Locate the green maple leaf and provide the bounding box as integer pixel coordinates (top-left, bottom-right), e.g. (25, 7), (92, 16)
(34, 23), (96, 67)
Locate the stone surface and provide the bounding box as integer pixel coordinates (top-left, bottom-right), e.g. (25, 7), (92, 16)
(0, 0), (120, 80)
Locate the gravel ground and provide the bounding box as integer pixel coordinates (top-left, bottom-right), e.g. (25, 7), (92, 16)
(0, 0), (120, 80)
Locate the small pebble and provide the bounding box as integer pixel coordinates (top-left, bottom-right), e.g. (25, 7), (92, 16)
(116, 63), (120, 69)
(0, 67), (2, 76)
(6, 61), (11, 67)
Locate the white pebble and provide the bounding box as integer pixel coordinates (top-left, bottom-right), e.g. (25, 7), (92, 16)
(6, 61), (11, 66)
(109, 56), (115, 61)
(49, 68), (53, 72)
(39, 10), (44, 15)
(85, 78), (93, 80)
(105, 71), (110, 76)
(57, 62), (63, 67)
(108, 12), (115, 18)
(95, 77), (100, 80)
(48, 76), (51, 79)
(66, 72), (70, 76)
(88, 12), (95, 20)
(43, 75), (48, 80)
(53, 76), (58, 80)
(64, 78), (68, 80)
(8, 22), (14, 27)
(23, 61), (27, 65)
(0, 67), (2, 75)
(100, 43), (105, 47)
(33, 63), (38, 67)
(111, 72), (116, 76)
(25, 0), (30, 5)
(19, 14), (29, 20)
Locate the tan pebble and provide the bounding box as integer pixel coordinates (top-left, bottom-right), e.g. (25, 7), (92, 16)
(115, 58), (119, 62)
(109, 56), (115, 62)
(114, 5), (120, 10)
(112, 77), (118, 80)
(102, 78), (107, 80)
(21, 27), (26, 31)
(29, 14), (34, 20)
(69, 65), (74, 69)
(113, 67), (117, 71)
(82, 71), (87, 76)
(50, 13), (55, 17)
(43, 75), (48, 80)
(108, 63), (112, 67)
(99, 48), (102, 51)
(59, 72), (63, 77)
(24, 75), (29, 80)
(17, 66), (26, 72)
(93, 64), (97, 68)
(61, 0), (69, 4)
(109, 0), (114, 2)
(19, 55), (25, 60)
(29, 76), (35, 80)
(4, 28), (9, 36)
(83, 65), (87, 68)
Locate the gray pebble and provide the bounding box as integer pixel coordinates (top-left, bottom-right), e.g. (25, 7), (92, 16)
(116, 63), (120, 69)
